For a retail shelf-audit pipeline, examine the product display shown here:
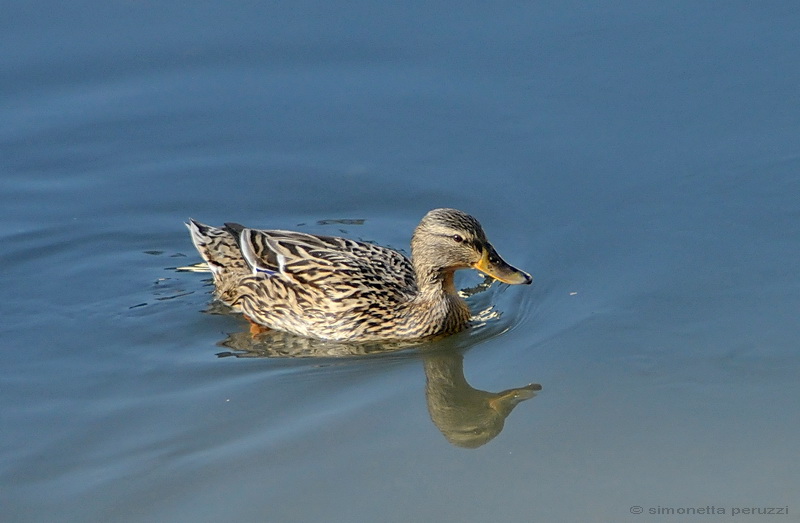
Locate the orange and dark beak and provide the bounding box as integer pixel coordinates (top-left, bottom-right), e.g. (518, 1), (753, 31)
(472, 243), (532, 285)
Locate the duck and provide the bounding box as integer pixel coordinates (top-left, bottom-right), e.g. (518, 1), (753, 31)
(186, 208), (531, 341)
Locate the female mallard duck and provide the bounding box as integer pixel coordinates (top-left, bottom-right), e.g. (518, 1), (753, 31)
(186, 208), (531, 341)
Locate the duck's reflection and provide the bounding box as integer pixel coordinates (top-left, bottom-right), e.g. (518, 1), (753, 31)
(423, 350), (540, 448)
(216, 329), (541, 449)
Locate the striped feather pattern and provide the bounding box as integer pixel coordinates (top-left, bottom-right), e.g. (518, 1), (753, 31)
(185, 209), (528, 341)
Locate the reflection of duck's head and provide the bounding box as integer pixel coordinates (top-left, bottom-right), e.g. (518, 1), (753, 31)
(423, 349), (541, 449)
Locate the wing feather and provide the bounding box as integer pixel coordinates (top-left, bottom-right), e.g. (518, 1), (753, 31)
(238, 229), (416, 299)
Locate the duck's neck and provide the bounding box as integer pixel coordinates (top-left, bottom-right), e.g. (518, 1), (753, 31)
(409, 262), (471, 336)
(413, 262), (458, 297)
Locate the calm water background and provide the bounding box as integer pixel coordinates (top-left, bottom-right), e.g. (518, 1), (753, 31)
(3, 2), (799, 522)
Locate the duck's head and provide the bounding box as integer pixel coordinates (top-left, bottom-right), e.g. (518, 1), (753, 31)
(411, 208), (532, 287)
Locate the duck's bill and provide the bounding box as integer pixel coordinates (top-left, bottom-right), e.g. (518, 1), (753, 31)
(473, 244), (532, 285)
(488, 384), (542, 413)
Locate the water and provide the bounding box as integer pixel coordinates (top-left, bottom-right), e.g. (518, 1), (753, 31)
(3, 2), (800, 522)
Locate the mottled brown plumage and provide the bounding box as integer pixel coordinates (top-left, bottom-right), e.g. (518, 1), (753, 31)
(186, 208), (531, 341)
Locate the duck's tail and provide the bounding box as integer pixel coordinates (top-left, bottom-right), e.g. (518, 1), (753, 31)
(185, 219), (250, 289)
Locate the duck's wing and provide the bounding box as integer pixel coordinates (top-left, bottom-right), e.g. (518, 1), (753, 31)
(235, 227), (417, 297)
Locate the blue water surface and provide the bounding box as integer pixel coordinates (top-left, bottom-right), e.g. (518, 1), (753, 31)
(2, 2), (799, 522)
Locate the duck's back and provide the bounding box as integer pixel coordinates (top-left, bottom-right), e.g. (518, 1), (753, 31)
(187, 220), (427, 340)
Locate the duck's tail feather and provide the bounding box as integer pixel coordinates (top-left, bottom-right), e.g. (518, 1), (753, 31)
(185, 219), (250, 281)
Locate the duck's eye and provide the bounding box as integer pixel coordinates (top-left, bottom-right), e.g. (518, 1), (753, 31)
(452, 234), (464, 243)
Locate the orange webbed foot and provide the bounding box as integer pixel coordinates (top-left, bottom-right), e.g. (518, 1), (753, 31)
(245, 316), (271, 337)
